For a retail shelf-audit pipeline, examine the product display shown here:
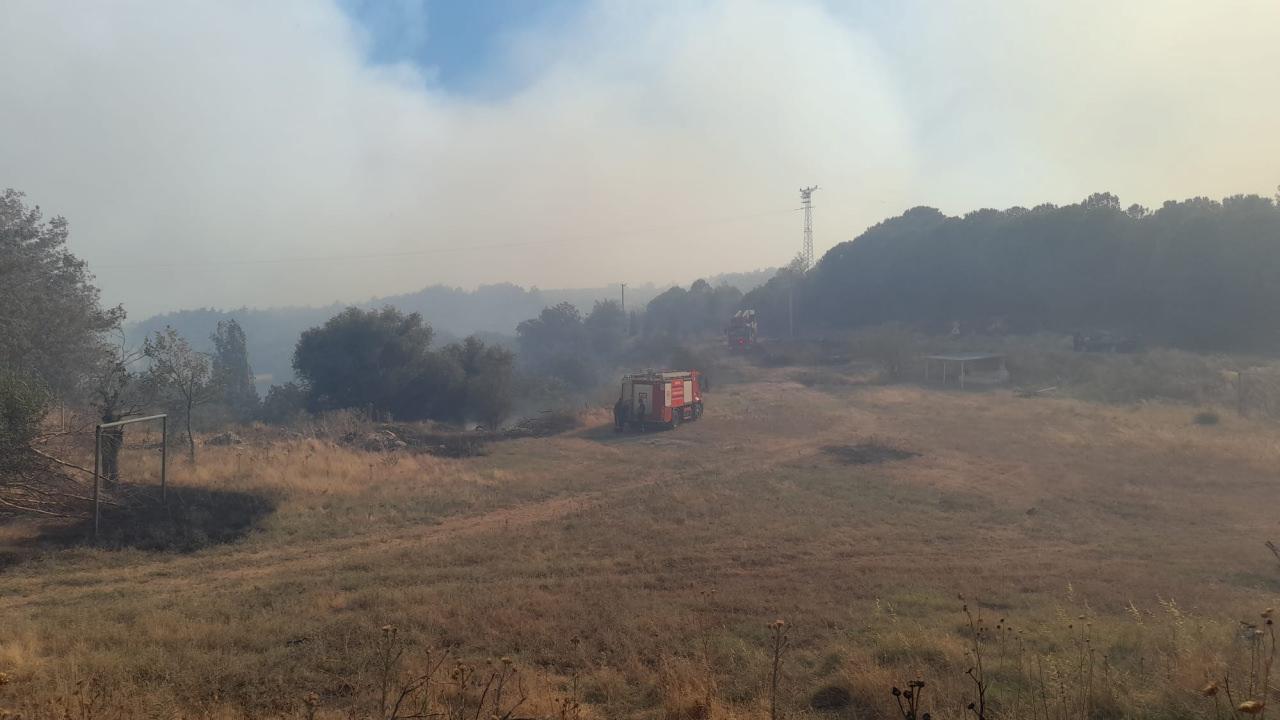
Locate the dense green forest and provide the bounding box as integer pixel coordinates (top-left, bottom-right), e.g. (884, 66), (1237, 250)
(746, 192), (1280, 351)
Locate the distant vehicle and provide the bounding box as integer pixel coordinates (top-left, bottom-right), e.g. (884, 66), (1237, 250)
(1072, 330), (1140, 353)
(726, 309), (758, 349)
(616, 370), (704, 431)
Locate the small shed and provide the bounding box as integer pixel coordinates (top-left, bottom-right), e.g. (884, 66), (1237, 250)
(924, 353), (1006, 389)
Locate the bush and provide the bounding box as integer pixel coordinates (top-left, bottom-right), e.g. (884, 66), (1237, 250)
(1016, 347), (1232, 404)
(0, 370), (49, 476)
(0, 370), (84, 519)
(848, 324), (923, 382)
(1193, 410), (1220, 426)
(260, 382), (309, 425)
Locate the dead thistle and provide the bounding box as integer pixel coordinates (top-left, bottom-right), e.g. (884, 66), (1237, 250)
(890, 680), (931, 720)
(768, 619), (789, 720)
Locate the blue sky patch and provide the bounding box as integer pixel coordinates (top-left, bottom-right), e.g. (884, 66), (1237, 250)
(339, 0), (583, 94)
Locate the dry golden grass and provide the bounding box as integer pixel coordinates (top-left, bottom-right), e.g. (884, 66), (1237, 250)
(2, 361), (1279, 718)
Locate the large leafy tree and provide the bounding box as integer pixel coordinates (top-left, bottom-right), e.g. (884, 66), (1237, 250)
(290, 306), (514, 426)
(516, 302), (593, 384)
(584, 299), (627, 358)
(293, 306), (434, 415)
(441, 337), (515, 429)
(0, 189), (123, 397)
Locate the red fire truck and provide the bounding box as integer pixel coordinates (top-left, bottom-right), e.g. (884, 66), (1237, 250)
(617, 370), (704, 431)
(726, 309), (757, 349)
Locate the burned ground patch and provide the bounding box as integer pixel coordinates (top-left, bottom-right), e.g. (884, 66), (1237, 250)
(823, 442), (919, 465)
(351, 411), (583, 458)
(18, 487), (276, 555)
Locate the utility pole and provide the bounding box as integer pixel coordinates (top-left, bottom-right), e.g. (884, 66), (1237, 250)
(620, 282), (626, 311)
(799, 185), (819, 271)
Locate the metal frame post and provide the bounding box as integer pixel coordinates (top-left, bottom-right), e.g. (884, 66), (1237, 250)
(160, 415), (168, 502)
(90, 413), (168, 540)
(92, 425), (101, 541)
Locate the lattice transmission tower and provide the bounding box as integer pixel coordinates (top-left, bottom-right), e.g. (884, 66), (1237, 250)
(799, 185), (819, 271)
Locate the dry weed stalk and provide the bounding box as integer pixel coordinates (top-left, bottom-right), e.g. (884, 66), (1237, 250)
(961, 599), (990, 720)
(366, 624), (527, 720)
(890, 680), (930, 720)
(556, 675), (582, 720)
(768, 619), (789, 720)
(13, 677), (124, 720)
(699, 588), (720, 717)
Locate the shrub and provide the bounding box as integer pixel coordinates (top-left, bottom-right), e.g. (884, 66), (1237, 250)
(0, 369), (49, 477)
(848, 324), (923, 382)
(1193, 410), (1220, 426)
(261, 381), (309, 425)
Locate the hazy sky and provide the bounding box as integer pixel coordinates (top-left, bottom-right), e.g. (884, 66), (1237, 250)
(3, 0), (1278, 318)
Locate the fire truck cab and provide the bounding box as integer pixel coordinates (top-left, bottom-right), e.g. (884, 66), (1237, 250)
(618, 370), (704, 431)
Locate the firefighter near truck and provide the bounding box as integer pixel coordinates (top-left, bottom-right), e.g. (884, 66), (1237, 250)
(614, 370), (704, 432)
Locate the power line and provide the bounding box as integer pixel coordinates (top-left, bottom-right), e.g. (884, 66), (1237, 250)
(94, 206), (800, 272)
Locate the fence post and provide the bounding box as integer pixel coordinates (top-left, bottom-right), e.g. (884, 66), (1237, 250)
(92, 425), (101, 541)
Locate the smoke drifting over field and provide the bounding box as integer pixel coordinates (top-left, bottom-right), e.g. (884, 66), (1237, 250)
(2, 0), (1278, 314)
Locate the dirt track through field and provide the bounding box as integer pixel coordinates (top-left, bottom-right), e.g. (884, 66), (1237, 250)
(0, 483), (624, 612)
(0, 388), (849, 611)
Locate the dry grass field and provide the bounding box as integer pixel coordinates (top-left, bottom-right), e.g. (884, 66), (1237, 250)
(2, 362), (1279, 719)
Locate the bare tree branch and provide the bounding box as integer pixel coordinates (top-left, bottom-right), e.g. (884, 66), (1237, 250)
(28, 447), (95, 477)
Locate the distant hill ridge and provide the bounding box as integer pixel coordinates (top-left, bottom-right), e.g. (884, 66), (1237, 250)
(127, 270), (776, 390)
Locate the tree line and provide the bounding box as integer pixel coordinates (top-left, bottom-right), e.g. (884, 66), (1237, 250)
(124, 270), (776, 390)
(745, 192), (1280, 351)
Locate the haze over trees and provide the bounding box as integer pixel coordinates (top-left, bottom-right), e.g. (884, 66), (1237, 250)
(125, 269), (776, 389)
(746, 192), (1280, 351)
(643, 279), (743, 338)
(514, 297), (679, 389)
